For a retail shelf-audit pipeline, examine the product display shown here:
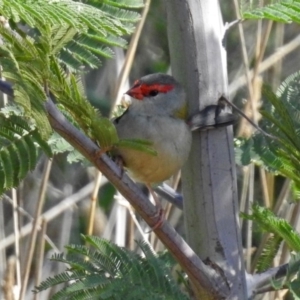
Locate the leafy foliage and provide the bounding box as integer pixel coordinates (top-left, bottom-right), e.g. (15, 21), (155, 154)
(257, 234), (282, 273)
(0, 0), (137, 135)
(0, 0), (158, 195)
(241, 0), (300, 23)
(235, 72), (300, 192)
(34, 235), (190, 300)
(48, 131), (85, 164)
(0, 107), (52, 194)
(0, 0), (141, 139)
(242, 204), (300, 272)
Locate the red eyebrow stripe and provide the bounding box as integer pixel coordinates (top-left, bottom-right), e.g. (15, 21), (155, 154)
(126, 83), (174, 100)
(140, 83), (174, 94)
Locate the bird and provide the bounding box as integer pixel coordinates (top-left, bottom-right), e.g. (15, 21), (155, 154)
(113, 73), (192, 228)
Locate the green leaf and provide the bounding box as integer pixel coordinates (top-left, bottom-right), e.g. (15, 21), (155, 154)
(91, 117), (119, 150)
(256, 235), (282, 272)
(102, 0), (144, 9)
(117, 138), (157, 156)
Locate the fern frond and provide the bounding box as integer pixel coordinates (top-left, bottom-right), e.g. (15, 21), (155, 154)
(50, 25), (78, 55)
(235, 74), (300, 191)
(0, 115), (52, 194)
(242, 2), (295, 23)
(0, 131), (42, 194)
(262, 86), (300, 148)
(34, 270), (88, 293)
(58, 50), (83, 71)
(1, 0), (140, 35)
(97, 3), (141, 23)
(242, 204), (300, 252)
(36, 236), (191, 300)
(53, 274), (111, 300)
(83, 235), (135, 274)
(64, 40), (102, 68)
(256, 234), (282, 273)
(48, 69), (119, 150)
(52, 285), (111, 300)
(85, 33), (127, 49)
(51, 253), (100, 274)
(65, 244), (120, 277)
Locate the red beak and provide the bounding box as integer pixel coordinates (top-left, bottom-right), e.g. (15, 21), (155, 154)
(125, 86), (144, 100)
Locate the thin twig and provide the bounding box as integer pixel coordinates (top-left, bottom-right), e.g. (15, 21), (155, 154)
(220, 96), (278, 140)
(0, 182), (95, 251)
(239, 166), (250, 230)
(12, 188), (21, 295)
(260, 168), (271, 208)
(33, 218), (47, 300)
(273, 179), (291, 214)
(3, 194), (36, 221)
(115, 194), (128, 246)
(233, 0), (254, 100)
(118, 197), (151, 246)
(0, 200), (6, 280)
(2, 194), (59, 252)
(248, 262), (291, 296)
(256, 285), (288, 295)
(112, 0), (151, 108)
(246, 165), (255, 272)
(19, 159), (52, 300)
(252, 21), (273, 83)
(229, 33), (300, 95)
(86, 171), (102, 236)
(271, 23), (285, 88)
(2, 256), (16, 300)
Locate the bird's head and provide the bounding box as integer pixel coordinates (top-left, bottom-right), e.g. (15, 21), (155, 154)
(125, 73), (187, 119)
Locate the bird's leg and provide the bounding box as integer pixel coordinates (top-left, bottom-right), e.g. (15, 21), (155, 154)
(113, 155), (125, 178)
(146, 184), (165, 231)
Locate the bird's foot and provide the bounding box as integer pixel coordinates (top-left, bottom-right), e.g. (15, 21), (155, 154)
(146, 185), (166, 232)
(188, 95), (237, 131)
(146, 206), (165, 233)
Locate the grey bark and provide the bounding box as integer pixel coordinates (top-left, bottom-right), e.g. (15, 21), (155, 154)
(165, 0), (247, 298)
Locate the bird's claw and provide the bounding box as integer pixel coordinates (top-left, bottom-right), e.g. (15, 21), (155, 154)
(146, 206), (165, 233)
(188, 95), (237, 131)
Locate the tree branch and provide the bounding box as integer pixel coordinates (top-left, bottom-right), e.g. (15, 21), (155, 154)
(248, 262), (297, 297)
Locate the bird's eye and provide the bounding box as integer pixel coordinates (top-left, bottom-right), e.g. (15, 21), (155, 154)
(149, 90), (158, 97)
